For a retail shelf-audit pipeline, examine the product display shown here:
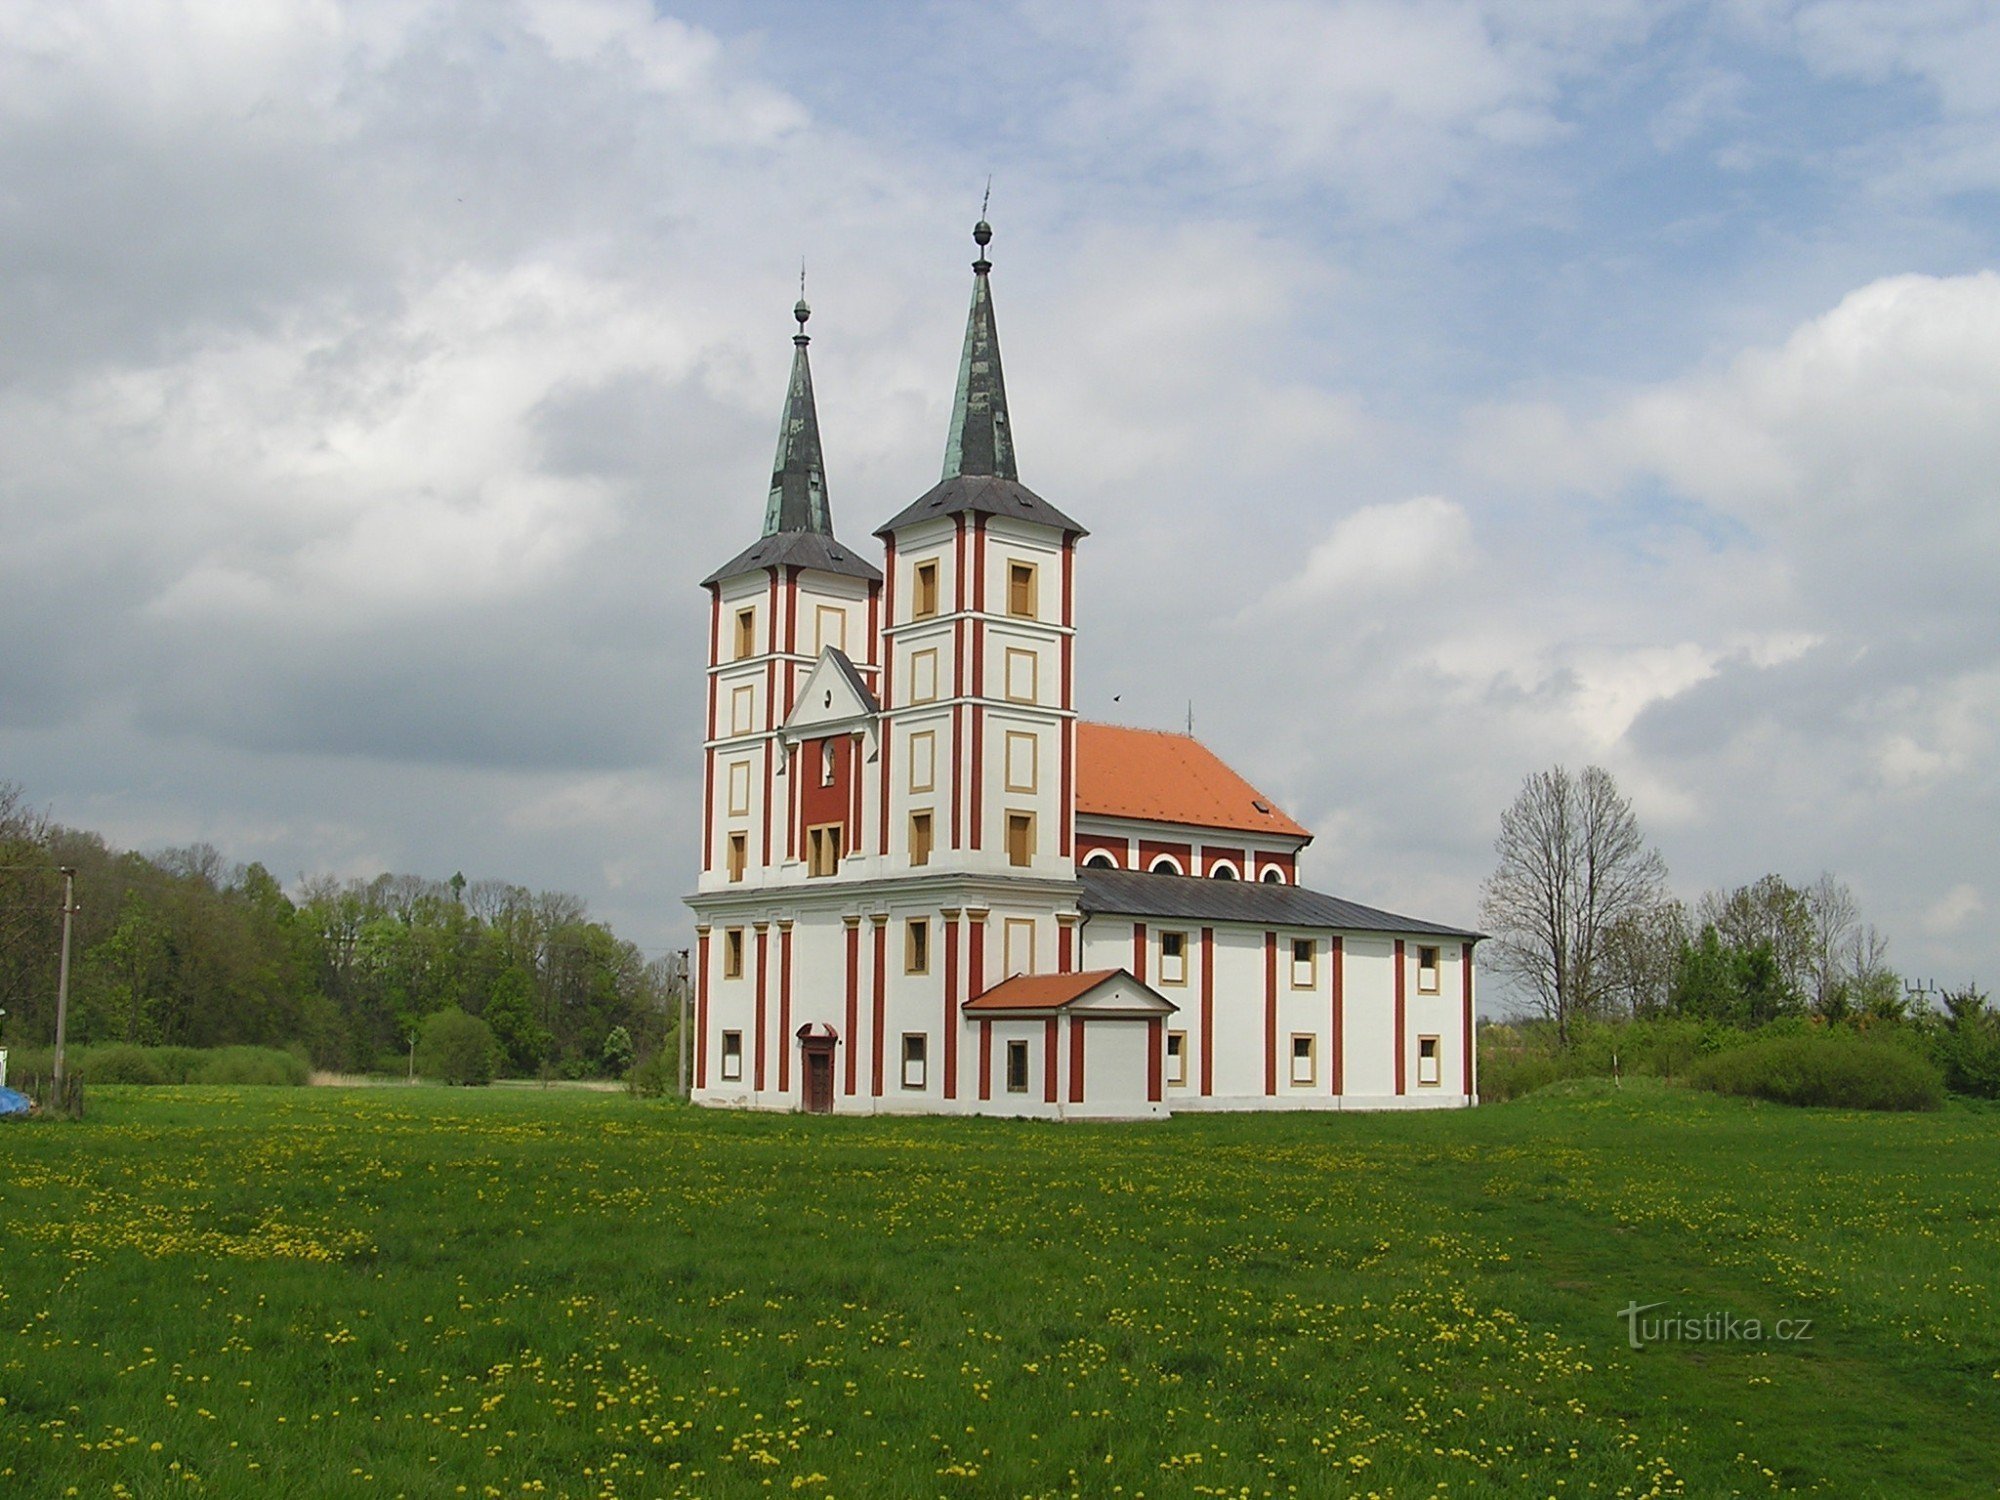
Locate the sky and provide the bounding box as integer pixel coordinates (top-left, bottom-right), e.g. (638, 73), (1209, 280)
(2, 0), (1996, 996)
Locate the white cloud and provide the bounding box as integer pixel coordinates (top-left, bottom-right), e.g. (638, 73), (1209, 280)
(1266, 495), (1472, 610)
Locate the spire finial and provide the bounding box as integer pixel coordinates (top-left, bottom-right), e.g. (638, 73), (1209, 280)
(793, 259), (811, 343)
(973, 179), (993, 265)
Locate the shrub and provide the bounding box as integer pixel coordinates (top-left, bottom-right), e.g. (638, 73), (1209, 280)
(625, 1049), (677, 1099)
(1689, 1030), (1943, 1112)
(415, 1009), (497, 1086)
(196, 1047), (311, 1087)
(84, 1045), (167, 1085)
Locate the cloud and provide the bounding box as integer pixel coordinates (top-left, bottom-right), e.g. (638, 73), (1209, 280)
(1266, 496), (1473, 610)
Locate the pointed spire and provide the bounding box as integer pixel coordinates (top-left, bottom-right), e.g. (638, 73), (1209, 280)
(762, 288), (833, 536)
(942, 216), (1018, 482)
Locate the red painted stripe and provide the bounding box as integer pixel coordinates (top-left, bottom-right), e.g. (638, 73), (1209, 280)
(1200, 927), (1214, 1096)
(761, 737), (772, 868)
(701, 746), (715, 872)
(1132, 921), (1147, 985)
(784, 567), (798, 656)
(1394, 938), (1408, 1095)
(973, 515), (986, 612)
(1042, 1016), (1058, 1103)
(753, 926), (769, 1092)
(1461, 941), (1476, 1098)
(978, 1019), (992, 1101)
(1331, 935), (1345, 1096)
(694, 932), (710, 1090)
(1264, 931), (1278, 1097)
(969, 916), (985, 999)
(1147, 1017), (1162, 1104)
(778, 926), (793, 1094)
(1059, 644), (1073, 858)
(951, 703), (963, 850)
(1067, 1016), (1085, 1105)
(867, 583), (879, 668)
(943, 917), (961, 1099)
(871, 920), (887, 1098)
(1058, 922), (1072, 973)
(844, 924), (859, 1096)
(968, 689), (983, 851)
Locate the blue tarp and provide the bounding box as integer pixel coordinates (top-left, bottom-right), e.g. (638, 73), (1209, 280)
(0, 1087), (32, 1117)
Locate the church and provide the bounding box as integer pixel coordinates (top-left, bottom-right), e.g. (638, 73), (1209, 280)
(685, 220), (1479, 1119)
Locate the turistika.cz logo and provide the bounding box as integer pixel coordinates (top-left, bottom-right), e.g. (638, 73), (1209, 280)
(1617, 1301), (1814, 1350)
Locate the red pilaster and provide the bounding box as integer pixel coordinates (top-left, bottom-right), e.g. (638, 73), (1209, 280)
(943, 915), (961, 1099)
(701, 747), (715, 872)
(1331, 935), (1345, 1096)
(694, 930), (711, 1090)
(1461, 941), (1476, 1098)
(871, 917), (887, 1098)
(1057, 919), (1073, 973)
(778, 923), (794, 1095)
(843, 920), (860, 1096)
(1042, 1016), (1058, 1103)
(1131, 921), (1147, 985)
(1394, 938), (1408, 1095)
(969, 914), (986, 999)
(753, 925), (769, 1091)
(1200, 926), (1215, 1097)
(1068, 1016), (1085, 1105)
(1264, 931), (1278, 1096)
(978, 1019), (993, 1101)
(1147, 1017), (1162, 1104)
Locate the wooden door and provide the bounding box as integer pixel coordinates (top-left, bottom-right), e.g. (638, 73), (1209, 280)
(804, 1048), (834, 1114)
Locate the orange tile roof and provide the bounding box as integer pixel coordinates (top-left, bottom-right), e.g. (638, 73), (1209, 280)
(963, 969), (1126, 1012)
(1075, 722), (1311, 840)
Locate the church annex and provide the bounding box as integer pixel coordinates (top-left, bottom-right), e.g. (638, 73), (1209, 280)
(686, 220), (1479, 1119)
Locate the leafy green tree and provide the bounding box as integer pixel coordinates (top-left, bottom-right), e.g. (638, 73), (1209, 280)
(484, 968), (550, 1076)
(415, 1008), (497, 1086)
(601, 1025), (635, 1076)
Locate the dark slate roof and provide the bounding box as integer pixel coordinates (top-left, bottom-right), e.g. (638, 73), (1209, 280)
(701, 528), (883, 587)
(763, 317), (833, 537)
(1079, 867), (1482, 940)
(825, 647), (881, 715)
(874, 473), (1086, 538)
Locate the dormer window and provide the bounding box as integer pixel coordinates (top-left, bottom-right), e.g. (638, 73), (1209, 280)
(913, 560), (939, 619)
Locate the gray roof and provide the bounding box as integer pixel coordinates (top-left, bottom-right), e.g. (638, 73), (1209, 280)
(763, 319), (834, 537)
(875, 473), (1086, 538)
(701, 528), (884, 587)
(1079, 867), (1482, 940)
(825, 647), (881, 715)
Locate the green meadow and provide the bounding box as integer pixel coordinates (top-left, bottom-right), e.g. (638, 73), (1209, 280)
(3, 1084), (1996, 1499)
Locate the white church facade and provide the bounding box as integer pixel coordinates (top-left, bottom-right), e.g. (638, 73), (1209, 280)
(685, 220), (1479, 1119)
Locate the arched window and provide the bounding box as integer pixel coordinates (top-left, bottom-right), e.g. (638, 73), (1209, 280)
(1261, 867), (1286, 884)
(1083, 852), (1118, 870)
(1208, 863), (1238, 880)
(1149, 856), (1182, 876)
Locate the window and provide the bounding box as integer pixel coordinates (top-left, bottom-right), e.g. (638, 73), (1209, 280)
(1006, 811), (1035, 868)
(1290, 1034), (1316, 1087)
(1004, 731), (1038, 792)
(726, 832), (746, 883)
(1084, 851), (1118, 869)
(1418, 1036), (1441, 1087)
(1003, 918), (1035, 977)
(905, 918), (930, 975)
(820, 740), (836, 787)
(913, 559), (939, 619)
(911, 649), (939, 703)
(1149, 855), (1182, 875)
(1261, 867), (1286, 884)
(814, 604), (845, 655)
(902, 1033), (928, 1090)
(909, 811), (933, 867)
(1417, 945), (1442, 994)
(1209, 864), (1238, 880)
(1159, 930), (1188, 986)
(723, 928), (744, 979)
(721, 1031), (743, 1081)
(1006, 1039), (1030, 1093)
(1166, 1031), (1188, 1088)
(1004, 648), (1037, 703)
(726, 760), (751, 816)
(730, 683), (755, 735)
(1291, 938), (1316, 989)
(734, 608), (755, 660)
(908, 730), (936, 792)
(807, 823), (843, 878)
(1007, 560), (1037, 618)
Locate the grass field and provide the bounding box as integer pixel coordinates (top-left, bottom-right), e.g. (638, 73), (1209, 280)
(3, 1083), (1997, 1498)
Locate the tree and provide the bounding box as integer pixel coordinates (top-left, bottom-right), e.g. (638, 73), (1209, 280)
(415, 1007), (497, 1086)
(1480, 765), (1668, 1046)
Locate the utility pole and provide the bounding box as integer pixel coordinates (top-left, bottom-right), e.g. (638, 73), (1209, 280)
(677, 947), (692, 1101)
(52, 866), (76, 1093)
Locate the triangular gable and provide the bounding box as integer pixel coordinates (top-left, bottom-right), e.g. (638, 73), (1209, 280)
(784, 648), (882, 739)
(963, 968), (1176, 1018)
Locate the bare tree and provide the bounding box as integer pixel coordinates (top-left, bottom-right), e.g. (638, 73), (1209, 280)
(1480, 765), (1668, 1045)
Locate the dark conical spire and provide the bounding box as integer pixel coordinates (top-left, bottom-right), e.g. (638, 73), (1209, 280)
(942, 218), (1017, 482)
(763, 295), (833, 536)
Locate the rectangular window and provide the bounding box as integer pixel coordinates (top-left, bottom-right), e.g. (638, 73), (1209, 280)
(814, 604), (845, 655)
(1003, 918), (1035, 977)
(726, 832), (746, 883)
(1159, 930), (1188, 986)
(911, 649), (939, 703)
(913, 559), (939, 619)
(820, 740), (836, 787)
(1005, 1039), (1030, 1093)
(726, 759), (751, 816)
(1007, 560), (1037, 618)
(1004, 731), (1038, 793)
(1006, 811), (1035, 868)
(723, 928), (745, 980)
(1417, 944), (1442, 994)
(909, 810), (933, 867)
(734, 608), (755, 660)
(906, 918), (930, 975)
(902, 1033), (928, 1090)
(1291, 937), (1316, 989)
(806, 824), (843, 878)
(1004, 647), (1037, 703)
(1166, 1030), (1188, 1087)
(721, 1031), (743, 1081)
(1290, 1033), (1316, 1087)
(1418, 1036), (1441, 1087)
(909, 730), (936, 792)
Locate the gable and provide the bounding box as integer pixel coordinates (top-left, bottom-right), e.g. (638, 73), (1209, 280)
(784, 648), (881, 736)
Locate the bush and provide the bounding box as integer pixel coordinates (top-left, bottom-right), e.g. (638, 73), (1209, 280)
(415, 1009), (497, 1086)
(1689, 1030), (1943, 1111)
(83, 1044), (167, 1085)
(625, 1049), (677, 1099)
(195, 1047), (311, 1087)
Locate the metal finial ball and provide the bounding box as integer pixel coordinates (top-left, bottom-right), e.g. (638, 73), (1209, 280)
(794, 298), (811, 326)
(973, 219), (992, 247)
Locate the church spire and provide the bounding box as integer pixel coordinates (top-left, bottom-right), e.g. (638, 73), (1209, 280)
(942, 217), (1017, 482)
(763, 291), (833, 536)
